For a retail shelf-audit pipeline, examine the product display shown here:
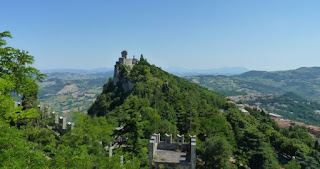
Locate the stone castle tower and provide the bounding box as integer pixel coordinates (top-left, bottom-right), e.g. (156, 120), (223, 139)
(115, 50), (139, 68)
(113, 50), (139, 90)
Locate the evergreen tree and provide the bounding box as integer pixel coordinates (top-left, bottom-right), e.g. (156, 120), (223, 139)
(199, 136), (232, 169)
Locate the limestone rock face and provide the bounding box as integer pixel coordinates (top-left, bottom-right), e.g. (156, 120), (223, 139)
(113, 64), (133, 92)
(121, 80), (132, 92)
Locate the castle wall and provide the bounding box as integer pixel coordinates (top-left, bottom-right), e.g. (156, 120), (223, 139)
(123, 59), (133, 65)
(154, 162), (190, 169)
(157, 142), (189, 152)
(117, 57), (136, 66)
(149, 134), (196, 169)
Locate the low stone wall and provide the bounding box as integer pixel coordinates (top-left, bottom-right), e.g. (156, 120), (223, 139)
(154, 162), (190, 169)
(157, 142), (189, 152)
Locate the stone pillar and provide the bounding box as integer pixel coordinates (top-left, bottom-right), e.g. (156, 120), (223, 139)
(153, 133), (160, 144)
(149, 136), (156, 169)
(165, 134), (172, 144)
(51, 112), (57, 126)
(177, 134), (184, 144)
(109, 142), (113, 157)
(62, 117), (67, 130)
(120, 155), (124, 166)
(58, 116), (63, 129)
(67, 122), (73, 131)
(153, 133), (157, 143)
(190, 135), (196, 169)
(47, 106), (51, 118)
(59, 116), (67, 131)
(157, 133), (160, 143)
(177, 134), (184, 150)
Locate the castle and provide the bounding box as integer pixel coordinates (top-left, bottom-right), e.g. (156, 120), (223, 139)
(115, 50), (139, 68)
(113, 50), (139, 90)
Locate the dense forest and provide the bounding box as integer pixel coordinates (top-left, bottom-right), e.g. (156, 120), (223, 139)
(1, 31), (320, 168)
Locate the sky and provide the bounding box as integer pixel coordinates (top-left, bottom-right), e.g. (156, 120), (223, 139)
(1, 0), (320, 71)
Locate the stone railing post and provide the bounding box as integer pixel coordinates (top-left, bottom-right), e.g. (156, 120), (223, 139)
(177, 134), (184, 144)
(165, 134), (172, 144)
(149, 136), (156, 169)
(53, 112), (59, 126)
(190, 135), (196, 169)
(109, 142), (113, 157)
(58, 116), (67, 133)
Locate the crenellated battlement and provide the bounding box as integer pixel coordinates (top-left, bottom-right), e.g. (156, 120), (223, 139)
(51, 111), (74, 135)
(149, 133), (196, 169)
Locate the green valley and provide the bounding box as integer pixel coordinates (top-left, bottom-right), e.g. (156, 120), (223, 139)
(38, 72), (112, 114)
(185, 68), (320, 127)
(185, 67), (320, 101)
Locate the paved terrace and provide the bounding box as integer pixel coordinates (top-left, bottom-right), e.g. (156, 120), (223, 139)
(154, 150), (187, 163)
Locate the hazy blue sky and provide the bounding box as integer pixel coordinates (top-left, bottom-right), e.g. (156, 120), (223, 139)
(1, 0), (320, 71)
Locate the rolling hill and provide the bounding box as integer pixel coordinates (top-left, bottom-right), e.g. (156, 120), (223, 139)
(38, 71), (113, 114)
(185, 67), (320, 102)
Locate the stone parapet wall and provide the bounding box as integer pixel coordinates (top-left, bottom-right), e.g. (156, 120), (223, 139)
(149, 133), (196, 169)
(154, 162), (191, 169)
(157, 142), (189, 152)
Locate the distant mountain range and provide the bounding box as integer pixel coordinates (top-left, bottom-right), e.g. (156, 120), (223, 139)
(41, 67), (249, 76)
(164, 67), (249, 76)
(42, 66), (320, 103)
(41, 68), (113, 74)
(185, 67), (320, 102)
